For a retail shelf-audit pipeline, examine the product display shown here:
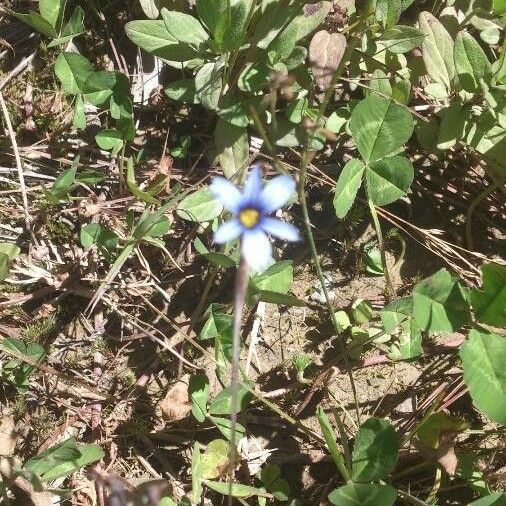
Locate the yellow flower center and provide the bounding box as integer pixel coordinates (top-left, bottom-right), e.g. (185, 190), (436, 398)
(239, 208), (260, 229)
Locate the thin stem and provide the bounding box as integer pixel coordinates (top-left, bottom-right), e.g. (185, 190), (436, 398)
(368, 199), (396, 301)
(228, 255), (249, 505)
(298, 150), (361, 425)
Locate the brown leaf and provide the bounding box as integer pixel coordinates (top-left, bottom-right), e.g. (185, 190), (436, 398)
(159, 375), (191, 422)
(436, 431), (458, 476)
(309, 30), (347, 90)
(0, 415), (17, 457)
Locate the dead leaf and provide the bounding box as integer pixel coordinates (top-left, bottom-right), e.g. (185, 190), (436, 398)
(0, 415), (17, 456)
(160, 375), (191, 422)
(437, 431), (458, 476)
(309, 30), (347, 90)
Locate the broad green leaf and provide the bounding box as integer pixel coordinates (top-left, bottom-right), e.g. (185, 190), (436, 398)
(54, 52), (94, 95)
(367, 69), (392, 98)
(201, 439), (230, 479)
(437, 102), (467, 150)
(419, 11), (455, 91)
(48, 158), (78, 200)
(363, 244), (383, 276)
(468, 493), (506, 506)
(24, 439), (104, 482)
(238, 61), (271, 92)
(95, 130), (124, 151)
(329, 483), (397, 506)
(261, 464), (290, 501)
(255, 290), (306, 307)
(73, 94), (86, 129)
(471, 264), (506, 327)
(196, 0), (227, 34)
(204, 480), (269, 498)
(366, 156), (414, 206)
(375, 0), (401, 29)
(39, 0), (63, 28)
(218, 95), (250, 128)
(380, 297), (413, 333)
(333, 158), (365, 219)
(161, 9), (209, 45)
(203, 252), (236, 268)
(460, 330), (506, 425)
(139, 0), (161, 19)
(388, 319), (422, 360)
(165, 79), (198, 103)
(493, 0), (506, 13)
(413, 268), (470, 333)
(416, 412), (469, 449)
(209, 384), (252, 415)
(252, 261), (293, 294)
(454, 31), (491, 93)
(352, 418), (398, 482)
(189, 374), (209, 423)
(380, 25), (425, 54)
(195, 61), (222, 111)
(317, 407), (349, 481)
(0, 243), (20, 281)
(200, 305), (232, 341)
(349, 96), (414, 163)
(80, 224), (118, 252)
(48, 6), (85, 47)
(214, 119), (249, 179)
(176, 188), (222, 222)
(12, 11), (57, 38)
(267, 1), (332, 60)
(326, 108), (349, 134)
(351, 299), (373, 325)
(213, 0), (255, 52)
(209, 415), (246, 441)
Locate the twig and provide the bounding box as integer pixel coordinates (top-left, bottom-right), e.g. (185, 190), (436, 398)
(0, 90), (31, 231)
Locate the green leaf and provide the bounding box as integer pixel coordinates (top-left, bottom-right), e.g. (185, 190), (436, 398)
(212, 0), (255, 52)
(204, 481), (268, 498)
(176, 188), (222, 222)
(0, 243), (20, 281)
(349, 96), (414, 163)
(48, 158), (78, 200)
(238, 61), (271, 92)
(380, 25), (425, 54)
(261, 464), (290, 501)
(95, 129), (124, 151)
(217, 95), (250, 128)
(471, 264), (506, 327)
(202, 252), (236, 268)
(267, 2), (332, 60)
(317, 407), (349, 481)
(460, 330), (506, 425)
(366, 155), (414, 206)
(189, 374), (209, 423)
(24, 439), (104, 482)
(329, 483), (397, 506)
(195, 61), (223, 111)
(367, 69), (392, 99)
(209, 415), (246, 441)
(200, 306), (232, 341)
(380, 297), (413, 332)
(80, 224), (118, 253)
(73, 94), (86, 129)
(419, 11), (455, 91)
(252, 261), (293, 294)
(165, 79), (198, 103)
(126, 157), (160, 205)
(351, 418), (398, 482)
(161, 9), (209, 45)
(351, 299), (373, 325)
(196, 0), (227, 34)
(209, 384), (252, 415)
(214, 118), (249, 179)
(454, 31), (491, 93)
(333, 159), (365, 219)
(417, 412), (469, 449)
(375, 0), (401, 29)
(39, 0), (63, 28)
(48, 6), (85, 47)
(468, 493), (506, 506)
(413, 268), (470, 333)
(326, 108), (349, 134)
(54, 52), (94, 95)
(12, 11), (57, 38)
(388, 319), (423, 360)
(256, 291), (306, 307)
(201, 439), (230, 479)
(437, 102), (467, 150)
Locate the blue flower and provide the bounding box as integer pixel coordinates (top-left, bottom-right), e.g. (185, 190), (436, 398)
(210, 165), (300, 272)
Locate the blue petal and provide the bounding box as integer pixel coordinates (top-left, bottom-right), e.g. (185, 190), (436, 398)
(259, 174), (296, 214)
(261, 217), (300, 242)
(214, 219), (243, 244)
(210, 177), (242, 213)
(242, 165), (263, 205)
(241, 228), (273, 273)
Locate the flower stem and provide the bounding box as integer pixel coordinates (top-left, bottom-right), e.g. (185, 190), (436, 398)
(228, 254), (249, 504)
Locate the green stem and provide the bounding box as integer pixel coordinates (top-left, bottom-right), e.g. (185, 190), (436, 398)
(368, 199), (395, 301)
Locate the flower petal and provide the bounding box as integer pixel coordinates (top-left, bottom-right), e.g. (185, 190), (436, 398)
(241, 229), (273, 273)
(210, 177), (242, 213)
(259, 174), (296, 214)
(242, 165), (263, 205)
(261, 217), (300, 242)
(214, 219), (243, 244)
